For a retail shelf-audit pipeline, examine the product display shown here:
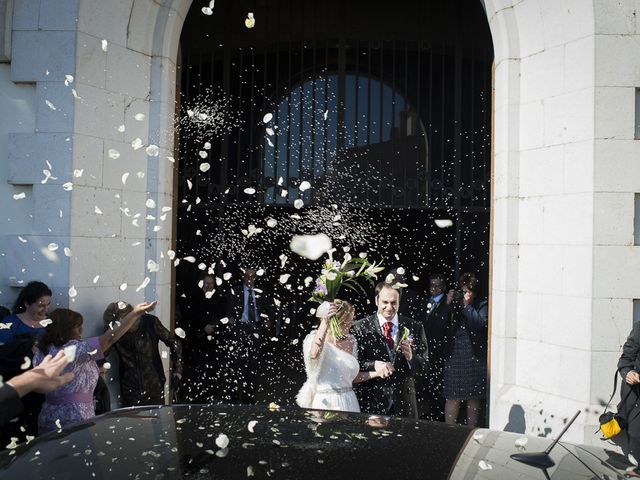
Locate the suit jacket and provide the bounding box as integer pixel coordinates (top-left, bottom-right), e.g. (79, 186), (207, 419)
(227, 284), (274, 335)
(617, 323), (640, 437)
(0, 383), (23, 429)
(352, 314), (429, 418)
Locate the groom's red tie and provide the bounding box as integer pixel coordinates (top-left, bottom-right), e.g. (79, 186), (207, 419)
(382, 321), (394, 349)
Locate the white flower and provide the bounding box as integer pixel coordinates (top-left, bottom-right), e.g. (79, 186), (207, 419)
(245, 12), (255, 28)
(325, 271), (337, 281)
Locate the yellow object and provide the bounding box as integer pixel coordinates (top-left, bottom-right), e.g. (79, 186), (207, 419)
(245, 12), (255, 29)
(600, 417), (622, 439)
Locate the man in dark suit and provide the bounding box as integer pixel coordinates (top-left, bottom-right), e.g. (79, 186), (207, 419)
(352, 282), (429, 419)
(417, 273), (451, 421)
(226, 268), (273, 403)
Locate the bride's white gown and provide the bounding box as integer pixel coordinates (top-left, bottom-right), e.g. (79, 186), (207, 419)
(296, 332), (360, 412)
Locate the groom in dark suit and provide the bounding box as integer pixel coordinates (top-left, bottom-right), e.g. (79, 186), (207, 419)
(352, 282), (429, 418)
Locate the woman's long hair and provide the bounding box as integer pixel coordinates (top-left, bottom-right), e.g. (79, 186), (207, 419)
(38, 308), (83, 352)
(12, 281), (52, 313)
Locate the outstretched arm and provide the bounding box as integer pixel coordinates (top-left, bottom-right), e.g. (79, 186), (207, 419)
(99, 301), (157, 353)
(7, 350), (74, 397)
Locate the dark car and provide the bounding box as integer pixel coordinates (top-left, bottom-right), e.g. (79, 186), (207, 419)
(0, 404), (630, 479)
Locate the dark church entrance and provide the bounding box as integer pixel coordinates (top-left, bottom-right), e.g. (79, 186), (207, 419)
(174, 0), (493, 410)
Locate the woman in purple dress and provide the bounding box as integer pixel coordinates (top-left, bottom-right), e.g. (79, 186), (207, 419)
(33, 301), (156, 433)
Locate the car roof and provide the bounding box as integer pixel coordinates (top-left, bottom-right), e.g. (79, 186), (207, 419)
(0, 404), (629, 479)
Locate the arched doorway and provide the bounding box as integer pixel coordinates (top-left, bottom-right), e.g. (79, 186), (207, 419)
(174, 0), (493, 408)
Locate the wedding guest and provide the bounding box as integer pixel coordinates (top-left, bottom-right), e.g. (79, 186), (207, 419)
(0, 351), (74, 429)
(0, 281), (52, 446)
(443, 272), (488, 427)
(34, 301), (156, 433)
(227, 267), (273, 403)
(103, 302), (182, 407)
(417, 273), (450, 421)
(616, 323), (640, 477)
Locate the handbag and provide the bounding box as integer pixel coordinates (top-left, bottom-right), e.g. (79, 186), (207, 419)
(598, 369), (633, 439)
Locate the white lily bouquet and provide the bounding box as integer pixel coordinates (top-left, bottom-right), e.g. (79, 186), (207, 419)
(310, 253), (384, 339)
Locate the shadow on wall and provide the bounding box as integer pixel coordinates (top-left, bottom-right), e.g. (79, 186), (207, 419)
(503, 404), (526, 434)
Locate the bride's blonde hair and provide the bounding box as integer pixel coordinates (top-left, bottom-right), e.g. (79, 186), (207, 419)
(333, 299), (355, 326)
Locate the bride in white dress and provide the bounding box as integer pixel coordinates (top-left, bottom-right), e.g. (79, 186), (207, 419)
(296, 300), (383, 412)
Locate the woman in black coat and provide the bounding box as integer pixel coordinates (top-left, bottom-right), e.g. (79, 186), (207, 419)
(617, 322), (640, 477)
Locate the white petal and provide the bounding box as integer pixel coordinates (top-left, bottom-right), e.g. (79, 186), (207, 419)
(247, 420), (258, 433)
(434, 219), (453, 228)
(47, 243), (59, 251)
(174, 327), (186, 339)
(215, 434), (229, 449)
(244, 187), (256, 195)
(119, 283), (128, 291)
(199, 150), (208, 158)
(121, 172), (130, 185)
(289, 233), (332, 261)
(266, 137), (274, 147)
(134, 113), (146, 121)
(63, 345), (77, 362)
(256, 269), (265, 276)
(135, 277), (150, 292)
(183, 256), (196, 263)
(13, 192), (26, 200)
(396, 267), (405, 275)
(200, 163), (211, 172)
(202, 6), (213, 15)
(293, 199), (304, 209)
(262, 113), (273, 123)
(101, 39), (108, 52)
(147, 260), (159, 272)
(279, 274), (290, 284)
(146, 198), (156, 209)
(265, 127), (275, 136)
(266, 218), (277, 228)
(145, 144), (160, 157)
(40, 318), (53, 327)
(223, 272), (232, 280)
(73, 169), (83, 178)
(62, 182), (73, 191)
(92, 275), (100, 284)
(94, 206), (103, 215)
(45, 100), (57, 110)
(131, 138), (144, 150)
(107, 148), (120, 159)
(299, 181), (311, 191)
(20, 356), (31, 370)
(478, 460), (492, 471)
(117, 124), (126, 133)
